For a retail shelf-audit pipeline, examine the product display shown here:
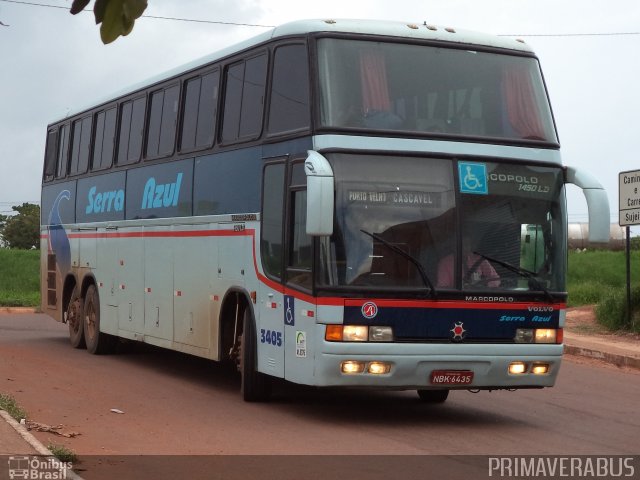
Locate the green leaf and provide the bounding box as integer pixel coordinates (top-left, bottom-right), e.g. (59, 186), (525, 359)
(123, 0), (147, 20)
(70, 0), (90, 15)
(99, 0), (148, 44)
(94, 0), (107, 24)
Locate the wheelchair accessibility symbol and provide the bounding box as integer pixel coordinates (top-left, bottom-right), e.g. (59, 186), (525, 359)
(458, 162), (488, 195)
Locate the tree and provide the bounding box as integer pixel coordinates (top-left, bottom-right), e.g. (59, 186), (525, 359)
(0, 203), (40, 250)
(70, 0), (148, 44)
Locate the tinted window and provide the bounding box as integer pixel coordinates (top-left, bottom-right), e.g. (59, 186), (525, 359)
(117, 96), (145, 165)
(92, 107), (116, 171)
(221, 54), (267, 143)
(56, 124), (69, 178)
(261, 163), (285, 280)
(69, 116), (91, 176)
(196, 71), (219, 148)
(147, 84), (179, 159)
(44, 129), (58, 181)
(268, 44), (310, 134)
(221, 62), (244, 143)
(239, 54), (267, 138)
(318, 39), (557, 143)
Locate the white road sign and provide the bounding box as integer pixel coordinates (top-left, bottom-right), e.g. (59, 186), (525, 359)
(619, 169), (640, 226)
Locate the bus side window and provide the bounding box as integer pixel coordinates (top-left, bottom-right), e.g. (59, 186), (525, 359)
(55, 123), (70, 179)
(146, 84), (179, 159)
(43, 128), (58, 182)
(117, 96), (145, 166)
(261, 163), (285, 280)
(92, 107), (117, 171)
(267, 44), (310, 135)
(221, 53), (268, 144)
(69, 115), (92, 176)
(180, 70), (219, 152)
(287, 162), (312, 290)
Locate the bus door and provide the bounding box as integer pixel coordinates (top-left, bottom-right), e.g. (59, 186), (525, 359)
(257, 161), (286, 378)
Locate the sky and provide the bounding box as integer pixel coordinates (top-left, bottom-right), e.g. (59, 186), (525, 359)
(1, 0), (638, 227)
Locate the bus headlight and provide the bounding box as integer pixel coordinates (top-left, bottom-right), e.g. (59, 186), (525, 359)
(514, 328), (560, 344)
(325, 325), (394, 342)
(534, 328), (557, 344)
(369, 326), (393, 342)
(342, 325), (368, 342)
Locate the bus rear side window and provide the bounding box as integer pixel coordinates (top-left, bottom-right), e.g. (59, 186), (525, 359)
(43, 129), (58, 181)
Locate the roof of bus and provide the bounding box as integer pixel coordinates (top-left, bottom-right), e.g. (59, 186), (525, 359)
(50, 19), (534, 124)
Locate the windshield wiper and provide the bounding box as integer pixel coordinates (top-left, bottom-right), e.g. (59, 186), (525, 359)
(472, 251), (554, 303)
(361, 229), (437, 299)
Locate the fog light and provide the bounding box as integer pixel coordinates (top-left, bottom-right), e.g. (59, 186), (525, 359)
(367, 361), (391, 374)
(509, 361), (528, 375)
(341, 361), (365, 374)
(532, 363), (550, 375)
(535, 329), (556, 344)
(369, 326), (393, 342)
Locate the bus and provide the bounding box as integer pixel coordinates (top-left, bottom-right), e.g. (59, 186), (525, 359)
(41, 19), (610, 402)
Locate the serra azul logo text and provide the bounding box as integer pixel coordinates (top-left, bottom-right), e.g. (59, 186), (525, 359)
(84, 171), (184, 215)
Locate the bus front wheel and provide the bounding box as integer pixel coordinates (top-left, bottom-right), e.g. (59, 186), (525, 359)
(239, 309), (272, 402)
(83, 284), (116, 355)
(417, 389), (449, 403)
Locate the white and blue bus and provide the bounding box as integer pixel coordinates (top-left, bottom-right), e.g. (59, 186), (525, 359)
(41, 19), (609, 402)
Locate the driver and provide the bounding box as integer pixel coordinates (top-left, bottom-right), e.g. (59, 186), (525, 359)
(437, 236), (500, 288)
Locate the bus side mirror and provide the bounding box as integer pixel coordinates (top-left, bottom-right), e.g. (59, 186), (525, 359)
(565, 166), (610, 243)
(305, 151), (334, 236)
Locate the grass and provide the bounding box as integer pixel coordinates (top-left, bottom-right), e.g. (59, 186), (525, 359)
(47, 444), (78, 463)
(567, 250), (640, 307)
(0, 247), (638, 330)
(0, 393), (28, 422)
(0, 249), (40, 307)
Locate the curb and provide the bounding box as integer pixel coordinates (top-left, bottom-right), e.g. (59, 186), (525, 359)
(0, 410), (84, 480)
(0, 410), (52, 456)
(564, 344), (640, 370)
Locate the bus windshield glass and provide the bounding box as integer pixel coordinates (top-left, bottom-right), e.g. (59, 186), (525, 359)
(317, 38), (557, 143)
(317, 154), (566, 294)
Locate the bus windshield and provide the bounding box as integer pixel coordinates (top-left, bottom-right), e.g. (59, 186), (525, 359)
(317, 38), (557, 143)
(317, 154), (566, 294)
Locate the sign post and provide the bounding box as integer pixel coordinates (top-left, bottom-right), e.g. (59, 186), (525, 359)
(618, 170), (640, 328)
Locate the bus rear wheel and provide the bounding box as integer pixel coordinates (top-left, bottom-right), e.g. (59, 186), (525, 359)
(417, 389), (449, 403)
(67, 286), (85, 349)
(239, 308), (271, 402)
(83, 284), (116, 355)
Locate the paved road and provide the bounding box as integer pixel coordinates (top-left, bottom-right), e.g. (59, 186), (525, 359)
(1, 314), (639, 478)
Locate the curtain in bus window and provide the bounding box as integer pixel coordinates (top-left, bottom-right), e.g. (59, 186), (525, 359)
(359, 50), (391, 113)
(502, 66), (546, 140)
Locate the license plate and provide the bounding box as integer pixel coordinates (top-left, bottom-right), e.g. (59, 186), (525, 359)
(430, 370), (474, 385)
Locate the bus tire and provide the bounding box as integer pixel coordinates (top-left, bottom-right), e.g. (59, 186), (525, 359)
(83, 284), (116, 355)
(417, 389), (449, 403)
(67, 286), (85, 349)
(240, 308), (272, 402)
